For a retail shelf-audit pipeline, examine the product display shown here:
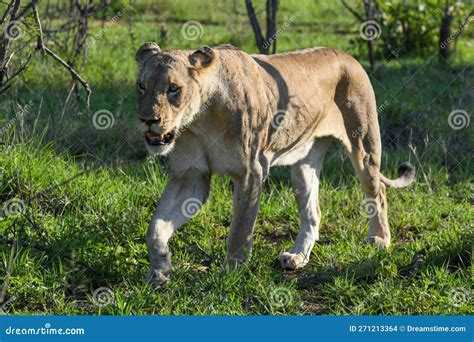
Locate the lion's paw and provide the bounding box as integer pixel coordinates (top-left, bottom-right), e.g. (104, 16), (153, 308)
(279, 252), (308, 270)
(146, 269), (170, 289)
(365, 236), (390, 249)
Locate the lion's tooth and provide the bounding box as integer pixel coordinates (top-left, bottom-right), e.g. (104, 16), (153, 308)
(158, 134), (165, 140)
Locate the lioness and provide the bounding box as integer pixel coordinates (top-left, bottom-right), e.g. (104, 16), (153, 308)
(135, 43), (415, 286)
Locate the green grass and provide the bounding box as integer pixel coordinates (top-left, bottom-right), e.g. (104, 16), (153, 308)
(0, 0), (472, 315)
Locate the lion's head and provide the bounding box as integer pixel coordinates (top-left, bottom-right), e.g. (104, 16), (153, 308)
(135, 42), (215, 155)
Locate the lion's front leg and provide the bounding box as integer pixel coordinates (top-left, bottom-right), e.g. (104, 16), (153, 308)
(147, 172), (210, 287)
(226, 171), (263, 268)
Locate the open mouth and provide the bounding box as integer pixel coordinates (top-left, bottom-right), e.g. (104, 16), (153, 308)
(145, 130), (175, 146)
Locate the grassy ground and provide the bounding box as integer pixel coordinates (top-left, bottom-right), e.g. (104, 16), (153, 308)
(0, 0), (472, 315)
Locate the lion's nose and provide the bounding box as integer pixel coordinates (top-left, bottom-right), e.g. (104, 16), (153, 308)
(139, 117), (161, 126)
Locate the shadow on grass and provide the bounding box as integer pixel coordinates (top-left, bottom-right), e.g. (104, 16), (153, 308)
(296, 235), (472, 291)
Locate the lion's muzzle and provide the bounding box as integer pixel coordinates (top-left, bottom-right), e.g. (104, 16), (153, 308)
(145, 130), (175, 146)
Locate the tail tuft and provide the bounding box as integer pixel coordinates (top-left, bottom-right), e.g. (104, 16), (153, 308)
(397, 162), (416, 180)
(380, 162), (416, 189)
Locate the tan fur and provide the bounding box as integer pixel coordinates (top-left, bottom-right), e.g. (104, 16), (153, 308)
(135, 43), (415, 287)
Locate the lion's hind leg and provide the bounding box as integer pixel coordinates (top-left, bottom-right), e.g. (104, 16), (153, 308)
(348, 126), (391, 249)
(279, 137), (332, 270)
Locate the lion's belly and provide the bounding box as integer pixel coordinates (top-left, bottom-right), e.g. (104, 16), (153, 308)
(270, 142), (314, 166)
(265, 100), (347, 167)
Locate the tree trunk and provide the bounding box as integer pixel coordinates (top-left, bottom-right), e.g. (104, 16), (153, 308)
(0, 0), (22, 90)
(439, 0), (452, 60)
(246, 0), (279, 55)
(364, 0), (375, 69)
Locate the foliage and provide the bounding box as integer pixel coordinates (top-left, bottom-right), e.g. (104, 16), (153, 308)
(349, 0), (471, 60)
(378, 0), (469, 58)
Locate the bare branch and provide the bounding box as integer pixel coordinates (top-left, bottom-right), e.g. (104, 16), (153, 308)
(340, 0), (364, 22)
(31, 1), (91, 106)
(0, 50), (33, 90)
(42, 46), (91, 106)
(265, 0), (278, 54)
(364, 0), (375, 69)
(0, 0), (22, 87)
(15, 1), (33, 18)
(245, 0), (266, 54)
(3, 51), (15, 70)
(32, 0), (44, 51)
(233, 0), (264, 16)
(7, 51), (32, 79)
(0, 0), (14, 25)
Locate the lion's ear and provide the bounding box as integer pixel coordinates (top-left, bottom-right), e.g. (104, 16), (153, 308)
(135, 42), (161, 64)
(189, 46), (215, 69)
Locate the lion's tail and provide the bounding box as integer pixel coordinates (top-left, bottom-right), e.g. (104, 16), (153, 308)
(380, 162), (416, 189)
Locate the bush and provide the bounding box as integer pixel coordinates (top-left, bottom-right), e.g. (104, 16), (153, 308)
(378, 0), (468, 58)
(350, 0), (470, 60)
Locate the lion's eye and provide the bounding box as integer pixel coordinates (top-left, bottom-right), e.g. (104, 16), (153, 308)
(137, 82), (146, 93)
(167, 84), (180, 95)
